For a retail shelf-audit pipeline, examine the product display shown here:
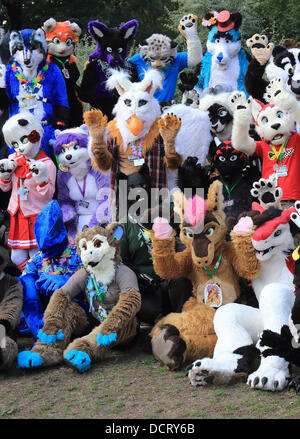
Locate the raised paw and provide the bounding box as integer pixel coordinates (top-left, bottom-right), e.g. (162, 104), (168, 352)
(287, 373), (300, 392)
(158, 113), (182, 144)
(17, 351), (43, 369)
(229, 91), (251, 112)
(247, 364), (289, 391)
(246, 34), (274, 65)
(178, 14), (198, 40)
(29, 161), (48, 184)
(251, 177), (282, 209)
(64, 349), (91, 373)
(0, 158), (17, 180)
(83, 109), (107, 127)
(151, 324), (186, 371)
(181, 89), (199, 108)
(264, 78), (285, 104)
(97, 332), (117, 347)
(37, 329), (64, 345)
(290, 201), (300, 229)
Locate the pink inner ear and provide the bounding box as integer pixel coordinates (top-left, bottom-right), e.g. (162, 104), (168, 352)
(145, 82), (153, 94)
(185, 195), (206, 228)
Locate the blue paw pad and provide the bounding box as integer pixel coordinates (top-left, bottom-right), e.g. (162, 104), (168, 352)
(97, 332), (117, 347)
(37, 329), (64, 344)
(64, 350), (91, 373)
(17, 351), (43, 368)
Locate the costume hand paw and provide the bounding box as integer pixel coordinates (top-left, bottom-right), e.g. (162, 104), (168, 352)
(30, 160), (48, 184)
(0, 158), (17, 180)
(264, 78), (294, 111)
(290, 201), (300, 229)
(0, 64), (6, 88)
(233, 216), (253, 234)
(159, 113), (181, 150)
(251, 177), (282, 209)
(83, 109), (107, 141)
(178, 14), (198, 41)
(36, 274), (69, 295)
(37, 328), (64, 344)
(229, 92), (252, 125)
(246, 34), (274, 66)
(152, 217), (173, 239)
(97, 332), (117, 347)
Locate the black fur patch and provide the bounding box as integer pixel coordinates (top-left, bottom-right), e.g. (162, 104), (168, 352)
(17, 118), (29, 126)
(233, 344), (260, 373)
(252, 207), (282, 228)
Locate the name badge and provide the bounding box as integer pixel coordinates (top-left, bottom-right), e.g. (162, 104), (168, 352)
(78, 200), (89, 208)
(17, 93), (38, 110)
(133, 158), (145, 167)
(274, 164), (288, 178)
(18, 187), (29, 200)
(224, 199), (234, 207)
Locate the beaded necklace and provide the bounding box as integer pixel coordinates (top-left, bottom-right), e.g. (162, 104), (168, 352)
(11, 61), (49, 93)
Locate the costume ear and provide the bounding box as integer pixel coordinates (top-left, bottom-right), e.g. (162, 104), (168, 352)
(34, 28), (46, 40)
(120, 19), (139, 41)
(106, 223), (124, 243)
(106, 69), (133, 95)
(88, 20), (108, 40)
(206, 180), (225, 219)
(230, 11), (242, 30)
(138, 40), (148, 48)
(69, 21), (82, 38)
(43, 17), (57, 34)
(54, 129), (62, 139)
(214, 137), (222, 147)
(9, 30), (20, 42)
(250, 98), (263, 124)
(170, 40), (178, 49)
(139, 68), (163, 97)
(172, 190), (186, 221)
(272, 45), (287, 58)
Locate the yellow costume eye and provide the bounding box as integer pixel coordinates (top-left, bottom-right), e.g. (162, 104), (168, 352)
(53, 37), (60, 45)
(205, 227), (214, 237)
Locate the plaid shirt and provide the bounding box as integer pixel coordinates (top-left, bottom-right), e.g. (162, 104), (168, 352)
(109, 134), (167, 193)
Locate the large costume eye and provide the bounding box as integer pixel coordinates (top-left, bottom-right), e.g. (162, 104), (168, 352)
(284, 63), (293, 75)
(65, 38), (72, 46)
(274, 229), (281, 237)
(124, 99), (132, 106)
(215, 38), (220, 43)
(106, 47), (113, 53)
(230, 155), (237, 161)
(184, 229), (194, 238)
(262, 116), (268, 124)
(20, 136), (29, 144)
(218, 156), (226, 162)
(118, 48), (123, 53)
(218, 109), (227, 117)
(205, 227), (214, 237)
(277, 111), (284, 119)
(73, 144), (79, 150)
(138, 99), (148, 107)
(225, 39), (230, 43)
(61, 147), (66, 153)
(12, 142), (19, 149)
(93, 239), (102, 248)
(53, 37), (60, 45)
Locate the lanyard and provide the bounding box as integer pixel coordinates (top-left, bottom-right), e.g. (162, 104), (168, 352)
(91, 275), (107, 303)
(269, 137), (289, 162)
(202, 253), (222, 279)
(75, 175), (87, 199)
(53, 56), (69, 68)
(223, 176), (243, 199)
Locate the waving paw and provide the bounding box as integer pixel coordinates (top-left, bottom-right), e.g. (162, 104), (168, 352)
(246, 34), (274, 65)
(30, 161), (48, 184)
(251, 177), (282, 209)
(178, 14), (198, 41)
(0, 158), (17, 180)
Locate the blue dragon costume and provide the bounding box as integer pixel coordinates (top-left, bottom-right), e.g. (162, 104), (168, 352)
(19, 200), (84, 339)
(0, 28), (69, 158)
(195, 10), (250, 96)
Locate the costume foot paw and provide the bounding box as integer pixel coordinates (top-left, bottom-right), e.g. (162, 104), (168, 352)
(251, 177), (282, 209)
(247, 364), (289, 391)
(186, 359), (217, 386)
(37, 329), (64, 344)
(97, 332), (117, 347)
(64, 350), (91, 373)
(246, 34), (274, 65)
(187, 356), (240, 386)
(17, 351), (43, 368)
(287, 373), (300, 392)
(178, 14), (198, 40)
(151, 324), (186, 371)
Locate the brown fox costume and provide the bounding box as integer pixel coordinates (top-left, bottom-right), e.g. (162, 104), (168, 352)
(17, 222), (141, 373)
(149, 180), (260, 370)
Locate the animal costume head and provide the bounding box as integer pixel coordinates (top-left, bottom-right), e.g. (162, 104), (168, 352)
(88, 19), (138, 67)
(2, 112), (44, 158)
(212, 139), (247, 180)
(76, 223), (124, 285)
(43, 18), (81, 63)
(106, 68), (163, 148)
(173, 180), (226, 269)
(266, 45), (300, 100)
(202, 10), (243, 70)
(53, 125), (90, 172)
(251, 99), (295, 145)
(251, 205), (296, 262)
(199, 91), (233, 140)
(139, 33), (178, 69)
(9, 28), (47, 73)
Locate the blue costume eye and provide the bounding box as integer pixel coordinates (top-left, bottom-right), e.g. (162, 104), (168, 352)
(138, 99), (147, 107)
(124, 99), (132, 106)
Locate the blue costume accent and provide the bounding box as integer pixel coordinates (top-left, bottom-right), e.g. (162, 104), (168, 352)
(195, 26), (249, 96)
(128, 53), (188, 102)
(97, 332), (117, 347)
(64, 350), (91, 373)
(19, 200), (85, 339)
(5, 30), (69, 158)
(17, 351), (43, 368)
